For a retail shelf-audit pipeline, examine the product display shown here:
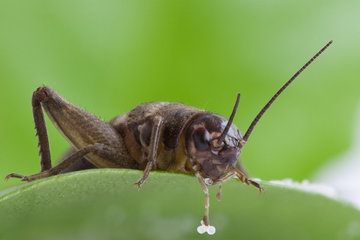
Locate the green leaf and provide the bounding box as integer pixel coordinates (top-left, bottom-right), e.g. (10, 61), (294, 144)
(0, 169), (359, 240)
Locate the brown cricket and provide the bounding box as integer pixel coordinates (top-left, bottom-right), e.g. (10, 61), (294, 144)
(6, 40), (333, 234)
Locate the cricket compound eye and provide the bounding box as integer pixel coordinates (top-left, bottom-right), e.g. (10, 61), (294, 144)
(192, 127), (211, 151)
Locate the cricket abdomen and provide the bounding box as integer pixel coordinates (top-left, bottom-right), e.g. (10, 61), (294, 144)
(111, 102), (208, 173)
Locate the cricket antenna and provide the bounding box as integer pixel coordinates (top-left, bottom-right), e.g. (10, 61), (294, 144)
(241, 40), (333, 144)
(217, 93), (241, 144)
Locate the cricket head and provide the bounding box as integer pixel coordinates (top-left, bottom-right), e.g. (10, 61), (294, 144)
(185, 94), (245, 184)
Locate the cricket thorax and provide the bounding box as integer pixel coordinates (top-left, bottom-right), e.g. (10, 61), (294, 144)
(111, 102), (209, 172)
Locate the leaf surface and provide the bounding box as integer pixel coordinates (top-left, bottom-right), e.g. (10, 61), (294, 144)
(0, 169), (359, 240)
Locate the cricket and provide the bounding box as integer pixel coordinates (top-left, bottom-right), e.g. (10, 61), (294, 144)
(6, 40), (333, 235)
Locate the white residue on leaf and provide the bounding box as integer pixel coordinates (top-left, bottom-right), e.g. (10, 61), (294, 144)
(268, 178), (338, 199)
(197, 220), (216, 235)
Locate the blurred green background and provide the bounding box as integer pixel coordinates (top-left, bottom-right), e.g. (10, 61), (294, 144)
(0, 0), (359, 192)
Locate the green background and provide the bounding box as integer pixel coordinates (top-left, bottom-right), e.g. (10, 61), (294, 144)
(0, 1), (359, 190)
(1, 0), (360, 239)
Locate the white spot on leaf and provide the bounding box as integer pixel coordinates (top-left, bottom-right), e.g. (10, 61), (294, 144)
(197, 220), (216, 235)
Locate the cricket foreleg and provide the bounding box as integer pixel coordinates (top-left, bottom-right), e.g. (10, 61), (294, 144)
(135, 116), (164, 189)
(5, 143), (116, 182)
(195, 172), (216, 235)
(234, 165), (264, 192)
(195, 172), (210, 226)
(214, 172), (236, 201)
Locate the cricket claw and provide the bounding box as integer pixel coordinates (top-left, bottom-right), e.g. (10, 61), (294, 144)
(243, 177), (264, 192)
(249, 179), (264, 192)
(133, 181), (142, 191)
(5, 173), (30, 182)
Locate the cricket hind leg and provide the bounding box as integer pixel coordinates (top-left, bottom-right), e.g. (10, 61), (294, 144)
(6, 86), (131, 182)
(59, 148), (96, 173)
(5, 87), (55, 181)
(6, 143), (117, 182)
(60, 158), (95, 173)
(32, 86), (52, 171)
(11, 86), (67, 173)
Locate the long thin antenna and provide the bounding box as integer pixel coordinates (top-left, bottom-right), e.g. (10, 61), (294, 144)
(242, 40), (333, 143)
(217, 93), (241, 144)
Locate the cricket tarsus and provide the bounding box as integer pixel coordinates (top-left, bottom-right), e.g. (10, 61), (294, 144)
(5, 173), (27, 181)
(242, 40), (333, 143)
(248, 179), (264, 192)
(5, 143), (119, 182)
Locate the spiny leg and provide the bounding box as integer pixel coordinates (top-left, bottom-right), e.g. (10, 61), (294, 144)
(5, 143), (117, 182)
(32, 87), (52, 171)
(135, 116), (164, 189)
(6, 86), (130, 182)
(5, 87), (53, 181)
